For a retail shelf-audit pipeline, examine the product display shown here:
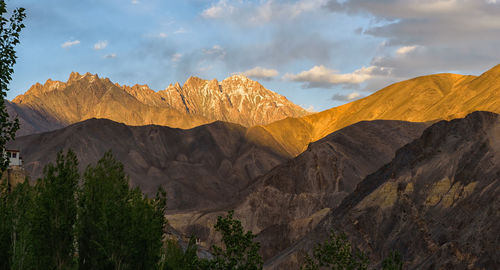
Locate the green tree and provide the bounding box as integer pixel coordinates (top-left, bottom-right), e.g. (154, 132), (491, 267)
(9, 181), (35, 270)
(30, 150), (79, 269)
(208, 210), (263, 270)
(78, 151), (166, 270)
(301, 231), (369, 270)
(0, 176), (13, 270)
(0, 177), (33, 270)
(161, 236), (200, 270)
(0, 0), (25, 170)
(127, 186), (167, 269)
(381, 251), (403, 270)
(0, 2), (26, 265)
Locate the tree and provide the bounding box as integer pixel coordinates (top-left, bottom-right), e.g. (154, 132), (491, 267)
(301, 231), (369, 270)
(9, 181), (35, 270)
(0, 174), (13, 270)
(381, 251), (403, 270)
(0, 174), (33, 270)
(127, 186), (167, 269)
(0, 0), (25, 170)
(161, 236), (200, 270)
(30, 150), (79, 270)
(78, 151), (167, 270)
(302, 231), (406, 270)
(0, 3), (26, 265)
(208, 210), (263, 270)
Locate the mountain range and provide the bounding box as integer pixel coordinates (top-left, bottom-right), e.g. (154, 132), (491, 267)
(6, 64), (500, 269)
(250, 64), (500, 156)
(8, 119), (287, 211)
(267, 111), (500, 269)
(7, 72), (308, 136)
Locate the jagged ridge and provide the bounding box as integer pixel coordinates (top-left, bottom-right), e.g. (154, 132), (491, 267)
(9, 72), (308, 136)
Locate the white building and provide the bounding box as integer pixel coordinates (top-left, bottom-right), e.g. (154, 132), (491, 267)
(5, 149), (22, 167)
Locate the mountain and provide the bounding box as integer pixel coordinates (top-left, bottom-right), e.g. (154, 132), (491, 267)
(251, 64), (500, 156)
(267, 111), (500, 269)
(163, 120), (429, 260)
(9, 72), (308, 136)
(7, 119), (288, 211)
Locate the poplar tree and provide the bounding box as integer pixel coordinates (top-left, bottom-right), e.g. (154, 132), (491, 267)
(31, 150), (79, 269)
(78, 151), (167, 270)
(0, 0), (25, 170)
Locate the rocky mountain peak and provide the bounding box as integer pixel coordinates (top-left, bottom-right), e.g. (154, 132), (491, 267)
(183, 76), (207, 89)
(224, 74), (251, 83)
(67, 72), (101, 84)
(10, 72), (309, 134)
(68, 71), (81, 82)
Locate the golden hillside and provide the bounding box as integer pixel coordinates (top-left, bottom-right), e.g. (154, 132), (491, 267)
(249, 64), (500, 156)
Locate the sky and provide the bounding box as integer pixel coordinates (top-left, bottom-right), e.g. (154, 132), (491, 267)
(6, 0), (500, 112)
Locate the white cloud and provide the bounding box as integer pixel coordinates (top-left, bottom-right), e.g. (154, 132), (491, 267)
(202, 45), (226, 59)
(199, 65), (214, 72)
(285, 65), (389, 88)
(347, 92), (361, 100)
(171, 53), (182, 62)
(251, 0), (328, 23)
(301, 104), (317, 112)
(158, 32), (168, 38)
(396, 45), (418, 56)
(131, 0), (139, 4)
(332, 91), (365, 102)
(202, 0), (327, 24)
(202, 0), (235, 19)
(174, 27), (186, 34)
(61, 40), (80, 48)
(104, 53), (117, 59)
(325, 0), (500, 79)
(94, 40), (108, 50)
(240, 66), (279, 80)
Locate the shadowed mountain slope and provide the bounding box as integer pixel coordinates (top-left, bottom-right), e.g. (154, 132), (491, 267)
(9, 72), (308, 136)
(251, 64), (500, 156)
(8, 119), (288, 211)
(164, 120), (429, 261)
(268, 111), (500, 269)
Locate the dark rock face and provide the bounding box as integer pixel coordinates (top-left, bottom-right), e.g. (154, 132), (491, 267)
(237, 120), (429, 261)
(164, 120), (429, 262)
(8, 119), (288, 211)
(269, 111), (500, 269)
(6, 100), (65, 136)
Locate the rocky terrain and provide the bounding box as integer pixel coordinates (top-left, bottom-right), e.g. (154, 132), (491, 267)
(6, 65), (500, 269)
(163, 120), (429, 260)
(267, 111), (500, 269)
(8, 72), (308, 136)
(8, 119), (288, 211)
(252, 64), (500, 156)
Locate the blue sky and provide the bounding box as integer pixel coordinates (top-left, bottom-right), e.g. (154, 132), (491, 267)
(7, 0), (500, 112)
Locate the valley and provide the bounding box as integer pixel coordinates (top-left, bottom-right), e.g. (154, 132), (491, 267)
(6, 64), (500, 269)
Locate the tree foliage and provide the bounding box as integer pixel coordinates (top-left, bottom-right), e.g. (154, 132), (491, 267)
(0, 150), (169, 270)
(0, 0), (25, 170)
(77, 150), (167, 270)
(301, 231), (369, 270)
(208, 210), (263, 270)
(31, 150), (79, 269)
(161, 236), (200, 270)
(302, 230), (405, 270)
(381, 251), (403, 270)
